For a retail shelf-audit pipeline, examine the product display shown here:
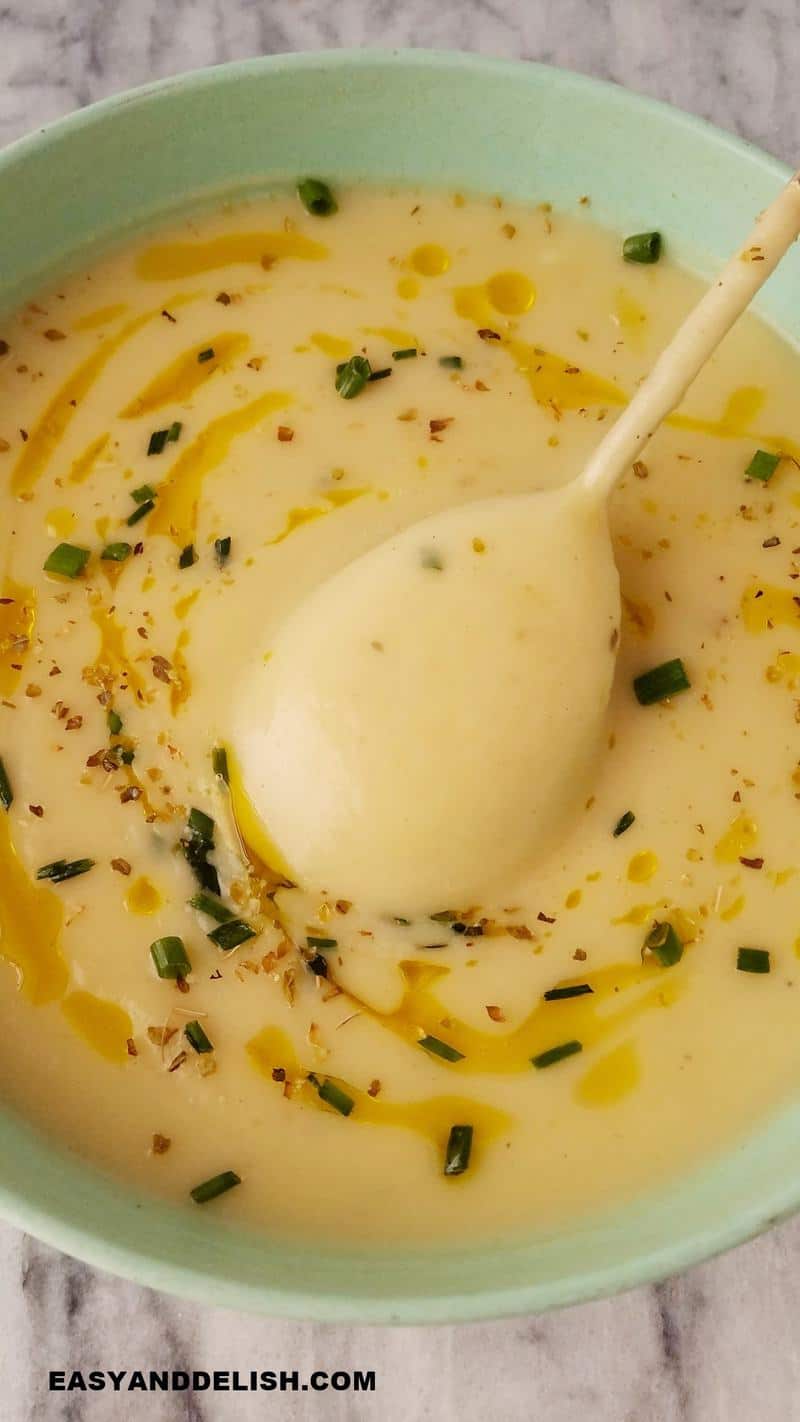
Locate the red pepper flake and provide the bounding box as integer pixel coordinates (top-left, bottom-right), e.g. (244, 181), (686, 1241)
(277, 425), (294, 442)
(739, 856), (764, 869)
(126, 1037), (138, 1057)
(429, 417), (453, 436)
(0, 340), (8, 356)
(25, 683), (42, 698)
(167, 1051), (187, 1072)
(111, 857), (132, 875)
(573, 948), (587, 961)
(161, 309), (176, 323)
(367, 1079), (381, 1097)
(28, 804), (44, 817)
(271, 1067), (286, 1082)
(537, 911), (556, 924)
(43, 328), (66, 342)
(485, 1004), (505, 1022)
(152, 1133), (171, 1154)
(65, 715), (83, 731)
(133, 542), (144, 556)
(477, 328), (501, 341)
(215, 292), (232, 305)
(151, 655), (172, 683)
(176, 974), (190, 995)
(120, 785), (142, 804)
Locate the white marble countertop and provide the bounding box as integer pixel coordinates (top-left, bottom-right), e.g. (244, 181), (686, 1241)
(2, 3), (800, 1418)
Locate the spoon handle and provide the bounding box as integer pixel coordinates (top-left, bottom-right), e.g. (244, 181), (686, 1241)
(580, 170), (800, 498)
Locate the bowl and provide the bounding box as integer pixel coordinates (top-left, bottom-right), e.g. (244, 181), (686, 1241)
(1, 48), (798, 1323)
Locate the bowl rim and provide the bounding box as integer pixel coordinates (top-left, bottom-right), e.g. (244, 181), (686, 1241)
(0, 46), (795, 1324)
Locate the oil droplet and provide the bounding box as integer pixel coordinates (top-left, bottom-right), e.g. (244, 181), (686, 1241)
(69, 433), (110, 485)
(410, 244), (450, 277)
(486, 270), (535, 315)
(622, 596), (655, 637)
(0, 812), (67, 1003)
(0, 577), (36, 696)
(311, 332), (352, 359)
(362, 326), (417, 348)
(574, 1040), (640, 1107)
(124, 876), (162, 916)
(765, 651), (800, 687)
(715, 813), (758, 863)
(174, 589), (200, 621)
(508, 339), (626, 411)
(614, 288), (647, 348)
(720, 894), (746, 922)
(120, 332), (249, 417)
(267, 506), (327, 545)
(565, 889), (582, 909)
(72, 303), (128, 331)
(136, 231), (327, 279)
(628, 851), (658, 884)
(45, 507), (76, 539)
(62, 990), (133, 1063)
(612, 903), (656, 926)
(397, 276), (420, 300)
(741, 584), (800, 634)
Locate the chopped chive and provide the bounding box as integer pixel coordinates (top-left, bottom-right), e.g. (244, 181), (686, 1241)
(421, 548), (444, 571)
(208, 918), (256, 951)
(36, 858), (94, 884)
(532, 1040), (583, 1070)
(439, 355), (463, 369)
(132, 483), (156, 504)
(335, 354), (371, 399)
(147, 429), (168, 456)
(419, 1034), (465, 1062)
(197, 347), (215, 363)
(392, 348), (418, 360)
(179, 543), (197, 569)
(623, 231), (662, 264)
(185, 1020), (214, 1053)
(613, 810), (635, 837)
(126, 498), (155, 526)
(150, 935), (191, 979)
(543, 983), (593, 1001)
(190, 1170), (240, 1204)
(214, 536), (232, 567)
(120, 748), (135, 765)
(745, 449), (780, 484)
(306, 935), (337, 950)
(444, 1123), (473, 1176)
(309, 1075), (354, 1116)
(101, 541), (132, 562)
(368, 367), (392, 382)
(297, 179), (338, 217)
(187, 807), (215, 844)
(106, 708), (123, 736)
(0, 756), (12, 811)
(643, 920), (683, 967)
(189, 890), (234, 923)
(307, 953), (329, 977)
(633, 658), (690, 705)
(212, 745), (229, 783)
(430, 909), (457, 923)
(737, 946), (771, 974)
(43, 542), (90, 579)
(167, 421), (182, 443)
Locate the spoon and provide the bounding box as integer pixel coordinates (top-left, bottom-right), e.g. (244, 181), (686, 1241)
(232, 171), (800, 918)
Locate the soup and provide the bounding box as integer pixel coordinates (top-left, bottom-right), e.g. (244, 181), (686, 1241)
(2, 184), (800, 1244)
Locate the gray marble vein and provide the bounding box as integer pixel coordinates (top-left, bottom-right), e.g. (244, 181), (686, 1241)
(1, 2), (800, 1418)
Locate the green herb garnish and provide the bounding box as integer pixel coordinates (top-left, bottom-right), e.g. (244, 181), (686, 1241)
(197, 347), (215, 363)
(737, 946), (771, 974)
(214, 536), (231, 567)
(189, 890), (234, 923)
(167, 421), (182, 443)
(532, 1040), (583, 1070)
(181, 809), (220, 895)
(185, 1020), (214, 1054)
(368, 368), (392, 382)
(306, 935), (337, 950)
(745, 449), (781, 484)
(444, 1124), (473, 1176)
(36, 858), (94, 884)
(644, 920), (683, 967)
(297, 179), (338, 217)
(100, 541), (132, 562)
(190, 1170), (241, 1204)
(126, 499), (155, 526)
(0, 756), (12, 811)
(633, 658), (690, 705)
(147, 429), (169, 456)
(613, 810), (635, 836)
(212, 746), (229, 783)
(307, 953), (329, 977)
(623, 231), (662, 264)
(392, 348), (417, 360)
(120, 748), (135, 765)
(106, 708), (123, 736)
(439, 355), (463, 369)
(132, 483), (156, 503)
(309, 1074), (354, 1116)
(150, 936), (191, 979)
(208, 918), (257, 951)
(543, 984), (593, 1001)
(188, 807), (214, 843)
(335, 355), (371, 399)
(419, 1035), (465, 1062)
(179, 544), (197, 569)
(43, 543), (90, 579)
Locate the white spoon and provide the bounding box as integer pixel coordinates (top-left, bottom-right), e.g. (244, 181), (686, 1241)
(232, 171), (800, 917)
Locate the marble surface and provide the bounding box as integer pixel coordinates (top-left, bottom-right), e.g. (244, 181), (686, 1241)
(2, 2), (800, 1418)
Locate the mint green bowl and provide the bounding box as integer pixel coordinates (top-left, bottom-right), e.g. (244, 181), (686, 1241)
(1, 49), (798, 1323)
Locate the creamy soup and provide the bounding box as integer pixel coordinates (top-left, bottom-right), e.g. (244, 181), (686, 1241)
(2, 184), (800, 1245)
